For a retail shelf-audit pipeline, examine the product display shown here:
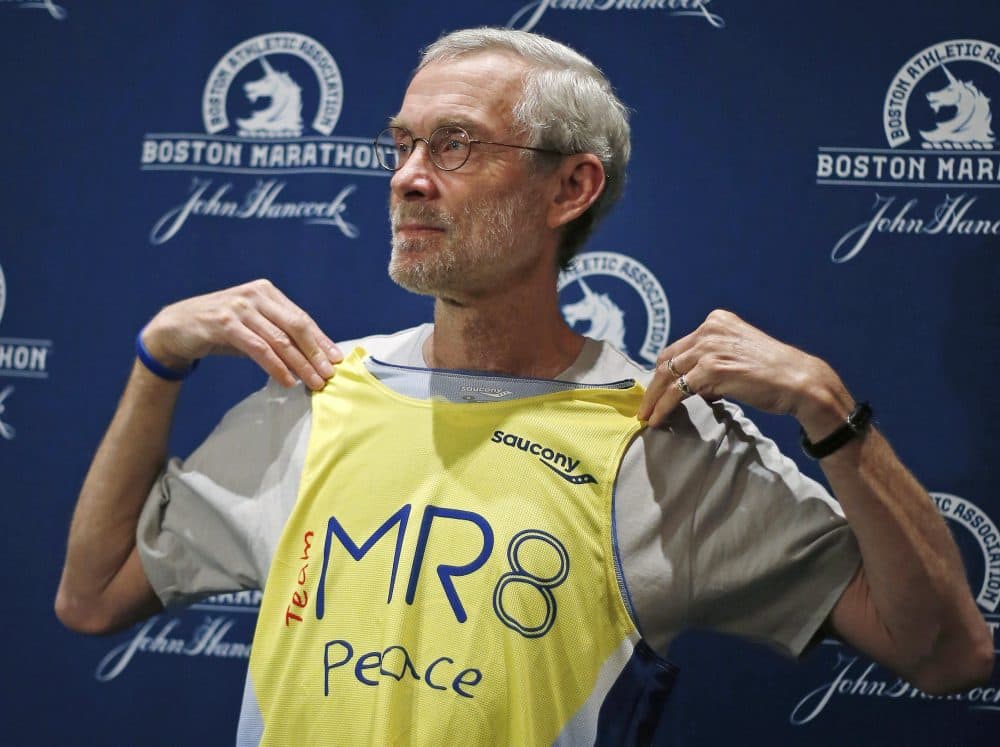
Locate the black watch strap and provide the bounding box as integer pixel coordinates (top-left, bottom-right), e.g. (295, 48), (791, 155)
(800, 401), (873, 460)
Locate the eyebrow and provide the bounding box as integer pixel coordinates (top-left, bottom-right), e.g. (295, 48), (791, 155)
(386, 116), (491, 138)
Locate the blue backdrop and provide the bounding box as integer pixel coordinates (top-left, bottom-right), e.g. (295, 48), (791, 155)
(1, 1), (997, 744)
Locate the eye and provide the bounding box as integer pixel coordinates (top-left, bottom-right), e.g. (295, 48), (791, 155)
(392, 135), (410, 152)
(431, 127), (470, 154)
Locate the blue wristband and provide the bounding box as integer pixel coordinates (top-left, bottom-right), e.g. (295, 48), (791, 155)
(135, 331), (199, 381)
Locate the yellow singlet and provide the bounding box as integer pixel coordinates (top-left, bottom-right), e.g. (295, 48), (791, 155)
(245, 349), (675, 745)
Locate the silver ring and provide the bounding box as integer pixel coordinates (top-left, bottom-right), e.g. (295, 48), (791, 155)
(675, 374), (693, 397)
(666, 358), (680, 378)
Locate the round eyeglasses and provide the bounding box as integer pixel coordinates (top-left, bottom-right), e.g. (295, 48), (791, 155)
(374, 125), (567, 172)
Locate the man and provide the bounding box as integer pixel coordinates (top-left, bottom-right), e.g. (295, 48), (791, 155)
(57, 27), (991, 745)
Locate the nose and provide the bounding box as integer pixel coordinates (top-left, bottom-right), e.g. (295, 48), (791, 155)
(390, 139), (440, 202)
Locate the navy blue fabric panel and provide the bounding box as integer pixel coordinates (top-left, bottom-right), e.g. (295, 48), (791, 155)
(596, 640), (679, 747)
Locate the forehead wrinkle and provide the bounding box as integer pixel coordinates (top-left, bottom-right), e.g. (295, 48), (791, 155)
(387, 114), (490, 138)
(396, 56), (527, 139)
(396, 95), (501, 137)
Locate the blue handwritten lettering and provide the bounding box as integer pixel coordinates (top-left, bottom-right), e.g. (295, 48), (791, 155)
(425, 656), (454, 691)
(355, 651), (382, 686)
(316, 504), (411, 619)
(380, 645), (420, 681)
(405, 506), (494, 623)
(492, 529), (569, 638)
(323, 639), (353, 696)
(322, 637), (483, 699)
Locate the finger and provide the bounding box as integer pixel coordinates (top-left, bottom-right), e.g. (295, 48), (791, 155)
(646, 375), (689, 428)
(638, 362), (678, 421)
(654, 329), (700, 372)
(256, 297), (337, 384)
(639, 346), (696, 422)
(666, 349), (699, 379)
(318, 331), (344, 363)
(261, 284), (343, 364)
(227, 323), (298, 388)
(242, 313), (327, 390)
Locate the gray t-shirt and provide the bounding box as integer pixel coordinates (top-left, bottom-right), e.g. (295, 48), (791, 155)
(137, 324), (859, 658)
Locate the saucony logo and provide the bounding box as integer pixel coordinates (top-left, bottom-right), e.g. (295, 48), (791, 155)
(461, 385), (513, 399)
(490, 430), (598, 485)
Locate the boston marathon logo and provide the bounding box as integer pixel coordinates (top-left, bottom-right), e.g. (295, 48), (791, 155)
(0, 261), (53, 442)
(506, 0), (725, 31)
(558, 251), (670, 367)
(816, 39), (1000, 263)
(491, 429), (597, 485)
(932, 492), (1000, 615)
(789, 491), (1000, 724)
(140, 32), (390, 244)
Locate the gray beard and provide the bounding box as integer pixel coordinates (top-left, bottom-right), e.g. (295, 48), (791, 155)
(388, 190), (529, 296)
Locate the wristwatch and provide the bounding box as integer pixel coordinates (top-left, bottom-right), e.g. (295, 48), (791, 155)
(800, 401), (873, 459)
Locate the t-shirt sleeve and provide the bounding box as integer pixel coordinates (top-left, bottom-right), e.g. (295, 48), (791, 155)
(134, 326), (430, 609)
(685, 400), (861, 657)
(136, 378), (312, 608)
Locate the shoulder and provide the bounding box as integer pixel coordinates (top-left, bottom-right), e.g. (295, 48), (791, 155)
(570, 339), (730, 450)
(252, 323), (430, 410)
(336, 324), (431, 365)
(208, 325), (430, 448)
(581, 339), (835, 502)
(563, 337), (652, 385)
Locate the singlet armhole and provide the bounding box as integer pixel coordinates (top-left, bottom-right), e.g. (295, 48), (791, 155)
(608, 431), (682, 682)
(609, 429), (649, 639)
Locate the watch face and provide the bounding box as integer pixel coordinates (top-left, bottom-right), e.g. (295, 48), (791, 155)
(847, 402), (872, 431)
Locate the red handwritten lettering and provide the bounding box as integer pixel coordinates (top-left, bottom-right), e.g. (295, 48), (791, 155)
(285, 530), (315, 626)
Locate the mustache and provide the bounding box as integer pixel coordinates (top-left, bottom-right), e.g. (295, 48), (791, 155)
(390, 203), (454, 230)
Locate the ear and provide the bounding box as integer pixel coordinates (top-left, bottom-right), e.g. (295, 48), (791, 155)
(545, 154), (606, 230)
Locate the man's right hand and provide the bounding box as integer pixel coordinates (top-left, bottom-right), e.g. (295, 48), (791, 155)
(56, 279), (341, 635)
(141, 279), (343, 390)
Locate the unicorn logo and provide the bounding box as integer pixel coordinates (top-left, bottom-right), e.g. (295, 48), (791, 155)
(236, 57), (303, 139)
(562, 278), (628, 353)
(0, 386), (14, 440)
(920, 65), (995, 150)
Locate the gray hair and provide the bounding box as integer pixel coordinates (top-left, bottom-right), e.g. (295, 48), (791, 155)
(418, 28), (631, 268)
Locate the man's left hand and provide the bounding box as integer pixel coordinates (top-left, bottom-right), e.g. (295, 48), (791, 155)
(637, 309), (847, 431)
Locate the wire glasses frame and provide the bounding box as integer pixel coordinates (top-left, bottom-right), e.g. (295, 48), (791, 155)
(374, 125), (567, 172)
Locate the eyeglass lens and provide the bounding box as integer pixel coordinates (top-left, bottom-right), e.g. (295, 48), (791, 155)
(375, 126), (472, 171)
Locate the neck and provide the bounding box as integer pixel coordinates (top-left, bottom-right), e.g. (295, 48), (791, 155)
(423, 268), (584, 379)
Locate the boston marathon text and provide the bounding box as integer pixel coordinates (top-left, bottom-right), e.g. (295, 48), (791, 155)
(142, 136), (392, 173)
(817, 152), (1000, 185)
(0, 339), (51, 378)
